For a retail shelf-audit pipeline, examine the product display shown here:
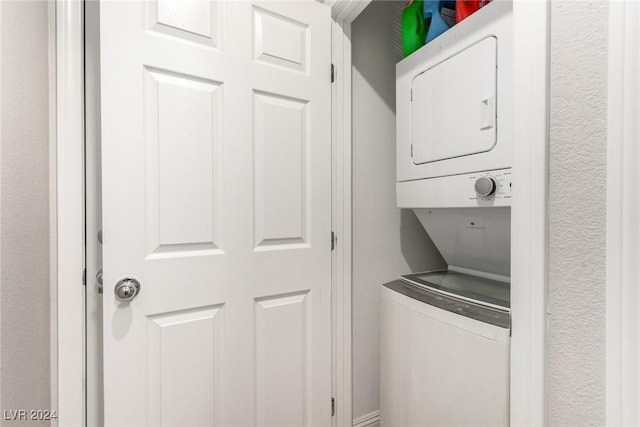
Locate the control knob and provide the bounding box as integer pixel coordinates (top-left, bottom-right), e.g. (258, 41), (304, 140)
(475, 176), (497, 197)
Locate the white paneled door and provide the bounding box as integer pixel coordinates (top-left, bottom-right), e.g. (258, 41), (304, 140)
(100, 1), (332, 425)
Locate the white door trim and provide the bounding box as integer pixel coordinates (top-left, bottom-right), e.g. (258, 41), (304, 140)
(55, 0), (85, 426)
(606, 1), (640, 424)
(510, 1), (549, 424)
(329, 1), (549, 425)
(329, 2), (371, 425)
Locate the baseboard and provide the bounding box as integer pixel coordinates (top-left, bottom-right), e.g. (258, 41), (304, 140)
(353, 410), (381, 427)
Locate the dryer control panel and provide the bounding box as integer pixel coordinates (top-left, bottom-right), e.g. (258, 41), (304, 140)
(470, 170), (512, 205)
(397, 168), (512, 209)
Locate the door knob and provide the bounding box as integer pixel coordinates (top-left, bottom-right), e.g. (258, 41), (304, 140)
(114, 277), (141, 302)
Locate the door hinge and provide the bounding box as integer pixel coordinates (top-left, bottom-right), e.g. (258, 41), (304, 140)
(410, 87), (413, 102)
(411, 144), (413, 157)
(331, 397), (335, 417)
(331, 63), (335, 83)
(331, 231), (336, 251)
(82, 268), (87, 287)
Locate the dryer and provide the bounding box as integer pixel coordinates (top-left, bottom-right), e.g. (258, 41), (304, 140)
(396, 0), (513, 209)
(395, 0), (513, 276)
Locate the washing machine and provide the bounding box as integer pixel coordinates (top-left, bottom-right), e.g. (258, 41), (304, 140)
(380, 270), (510, 426)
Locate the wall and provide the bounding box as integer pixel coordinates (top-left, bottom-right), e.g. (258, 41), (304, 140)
(0, 2), (52, 425)
(547, 0), (608, 424)
(351, 1), (446, 423)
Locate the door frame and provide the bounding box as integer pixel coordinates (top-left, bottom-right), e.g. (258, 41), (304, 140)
(55, 1), (85, 426)
(329, 2), (370, 426)
(330, 0), (550, 425)
(606, 1), (640, 424)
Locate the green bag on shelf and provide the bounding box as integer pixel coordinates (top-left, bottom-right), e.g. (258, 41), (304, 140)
(402, 0), (428, 57)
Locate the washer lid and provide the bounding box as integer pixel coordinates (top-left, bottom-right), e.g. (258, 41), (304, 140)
(401, 269), (510, 311)
(383, 279), (510, 328)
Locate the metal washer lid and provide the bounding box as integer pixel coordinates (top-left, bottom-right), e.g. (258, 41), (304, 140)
(383, 279), (510, 329)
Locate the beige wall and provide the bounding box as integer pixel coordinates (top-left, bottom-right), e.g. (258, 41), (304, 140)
(547, 0), (608, 424)
(0, 2), (52, 425)
(351, 1), (446, 422)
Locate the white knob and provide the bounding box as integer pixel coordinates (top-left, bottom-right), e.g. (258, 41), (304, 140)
(475, 177), (497, 197)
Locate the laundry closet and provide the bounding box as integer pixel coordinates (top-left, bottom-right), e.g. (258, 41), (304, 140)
(351, 1), (514, 425)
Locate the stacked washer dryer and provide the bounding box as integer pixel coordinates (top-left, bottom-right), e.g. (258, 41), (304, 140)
(381, 2), (512, 426)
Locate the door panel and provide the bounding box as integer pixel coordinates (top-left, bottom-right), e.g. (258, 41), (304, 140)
(253, 6), (309, 73)
(255, 292), (310, 426)
(146, 305), (224, 427)
(253, 91), (309, 248)
(144, 68), (224, 257)
(146, 0), (223, 48)
(100, 1), (331, 425)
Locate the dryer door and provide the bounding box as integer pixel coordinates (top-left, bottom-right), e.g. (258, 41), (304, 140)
(411, 36), (497, 165)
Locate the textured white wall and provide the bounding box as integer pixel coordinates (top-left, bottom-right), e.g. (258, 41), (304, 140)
(0, 2), (52, 424)
(351, 1), (446, 421)
(547, 0), (608, 424)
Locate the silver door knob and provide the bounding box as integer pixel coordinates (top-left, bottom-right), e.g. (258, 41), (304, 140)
(114, 277), (141, 302)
